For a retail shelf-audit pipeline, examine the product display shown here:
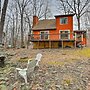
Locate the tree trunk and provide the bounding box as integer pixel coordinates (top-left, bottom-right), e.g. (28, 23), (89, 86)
(12, 15), (15, 48)
(77, 16), (80, 30)
(0, 22), (2, 44)
(77, 0), (80, 30)
(27, 17), (32, 34)
(14, 6), (19, 48)
(0, 0), (8, 44)
(4, 20), (9, 49)
(21, 13), (24, 48)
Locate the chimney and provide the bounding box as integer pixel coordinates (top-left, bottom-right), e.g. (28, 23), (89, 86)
(33, 16), (39, 27)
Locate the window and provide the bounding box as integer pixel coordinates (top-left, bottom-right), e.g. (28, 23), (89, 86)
(60, 17), (68, 24)
(40, 31), (49, 39)
(60, 30), (70, 39)
(76, 33), (84, 41)
(83, 32), (86, 38)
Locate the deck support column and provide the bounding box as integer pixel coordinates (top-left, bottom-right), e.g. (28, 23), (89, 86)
(75, 41), (76, 48)
(81, 33), (83, 49)
(49, 41), (51, 49)
(62, 40), (64, 49)
(74, 33), (76, 48)
(44, 42), (45, 48)
(38, 41), (39, 49)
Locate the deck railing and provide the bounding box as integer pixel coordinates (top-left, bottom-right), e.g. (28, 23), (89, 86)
(29, 33), (83, 41)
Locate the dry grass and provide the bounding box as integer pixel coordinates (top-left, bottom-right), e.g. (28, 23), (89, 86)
(2, 47), (90, 90)
(41, 48), (90, 66)
(5, 47), (90, 66)
(78, 48), (90, 57)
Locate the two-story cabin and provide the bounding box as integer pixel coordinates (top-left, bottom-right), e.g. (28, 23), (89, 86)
(31, 14), (87, 49)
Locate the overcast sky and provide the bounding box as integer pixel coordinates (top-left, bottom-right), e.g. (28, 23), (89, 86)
(1, 0), (59, 15)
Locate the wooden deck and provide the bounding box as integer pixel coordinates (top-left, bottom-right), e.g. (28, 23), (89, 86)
(29, 33), (85, 49)
(31, 40), (76, 49)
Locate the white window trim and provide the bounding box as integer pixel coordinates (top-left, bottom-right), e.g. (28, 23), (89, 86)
(59, 30), (70, 39)
(81, 34), (83, 41)
(60, 17), (68, 25)
(40, 31), (49, 39)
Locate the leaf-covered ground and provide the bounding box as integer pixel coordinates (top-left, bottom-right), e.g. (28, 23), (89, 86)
(0, 47), (90, 90)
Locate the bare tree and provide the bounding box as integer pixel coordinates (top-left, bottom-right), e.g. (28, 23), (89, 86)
(1, 0), (51, 48)
(84, 10), (90, 30)
(6, 0), (32, 48)
(56, 0), (72, 14)
(6, 0), (17, 48)
(44, 0), (51, 19)
(32, 0), (51, 19)
(4, 18), (10, 48)
(0, 0), (9, 45)
(11, 15), (15, 48)
(24, 11), (32, 34)
(15, 0), (31, 48)
(57, 0), (90, 30)
(14, 3), (19, 48)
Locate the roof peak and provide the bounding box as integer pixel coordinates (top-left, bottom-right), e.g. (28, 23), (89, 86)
(55, 14), (75, 17)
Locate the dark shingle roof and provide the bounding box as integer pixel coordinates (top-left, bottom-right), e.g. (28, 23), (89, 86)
(32, 19), (56, 30)
(55, 14), (75, 17)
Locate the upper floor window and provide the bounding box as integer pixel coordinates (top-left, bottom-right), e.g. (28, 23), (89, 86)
(40, 31), (49, 39)
(60, 17), (68, 24)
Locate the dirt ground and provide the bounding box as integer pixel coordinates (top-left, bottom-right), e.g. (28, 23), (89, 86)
(0, 47), (90, 90)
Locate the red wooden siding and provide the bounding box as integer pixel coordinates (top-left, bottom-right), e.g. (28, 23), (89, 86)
(56, 16), (73, 40)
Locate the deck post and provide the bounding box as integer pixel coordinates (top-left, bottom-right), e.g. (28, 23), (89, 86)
(75, 33), (76, 48)
(62, 40), (64, 49)
(75, 40), (76, 48)
(49, 41), (51, 49)
(81, 33), (83, 49)
(38, 40), (39, 49)
(44, 41), (45, 48)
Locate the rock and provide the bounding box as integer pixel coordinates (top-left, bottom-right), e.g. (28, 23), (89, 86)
(0, 77), (5, 81)
(62, 53), (66, 55)
(51, 71), (57, 74)
(7, 53), (16, 56)
(55, 85), (61, 89)
(0, 71), (4, 75)
(20, 56), (28, 59)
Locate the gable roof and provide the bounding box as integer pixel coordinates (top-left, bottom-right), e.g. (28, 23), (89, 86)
(32, 19), (56, 30)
